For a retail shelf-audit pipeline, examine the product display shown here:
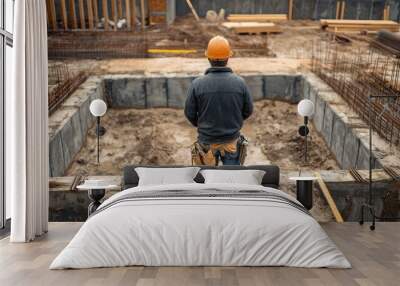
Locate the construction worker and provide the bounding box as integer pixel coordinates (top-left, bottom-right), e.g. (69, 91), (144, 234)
(185, 36), (253, 166)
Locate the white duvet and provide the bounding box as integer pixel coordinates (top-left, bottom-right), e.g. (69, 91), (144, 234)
(50, 183), (351, 269)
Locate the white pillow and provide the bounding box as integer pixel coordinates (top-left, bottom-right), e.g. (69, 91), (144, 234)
(200, 169), (266, 185)
(135, 167), (200, 186)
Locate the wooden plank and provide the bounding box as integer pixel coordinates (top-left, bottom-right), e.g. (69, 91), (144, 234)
(70, 175), (83, 192)
(288, 0), (293, 20)
(46, 1), (50, 24)
(321, 19), (399, 25)
(117, 0), (123, 19)
(383, 5), (390, 20)
(335, 1), (340, 19)
(320, 19), (400, 33)
(140, 0), (146, 29)
(68, 0), (78, 29)
(60, 0), (68, 30)
(86, 0), (94, 30)
(147, 49), (197, 54)
(130, 0), (137, 30)
(125, 0), (131, 30)
(228, 14), (287, 18)
(111, 0), (118, 30)
(102, 0), (110, 30)
(315, 172), (344, 223)
(78, 0), (86, 29)
(185, 0), (200, 21)
(340, 1), (345, 19)
(222, 22), (282, 34)
(148, 0), (167, 24)
(227, 14), (288, 22)
(92, 0), (99, 28)
(148, 0), (152, 24)
(327, 27), (399, 33)
(47, 0), (57, 31)
(228, 13), (286, 17)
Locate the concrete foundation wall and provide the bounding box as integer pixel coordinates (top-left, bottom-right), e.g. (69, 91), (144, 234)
(175, 0), (399, 21)
(104, 74), (303, 108)
(328, 181), (395, 221)
(49, 77), (104, 177)
(302, 73), (383, 170)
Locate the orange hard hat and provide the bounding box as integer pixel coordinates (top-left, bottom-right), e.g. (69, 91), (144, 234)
(205, 36), (233, 60)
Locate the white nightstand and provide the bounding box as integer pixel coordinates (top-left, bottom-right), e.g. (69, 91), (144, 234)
(77, 180), (118, 216)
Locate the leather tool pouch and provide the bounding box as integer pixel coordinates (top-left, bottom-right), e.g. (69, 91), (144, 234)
(191, 142), (217, 166)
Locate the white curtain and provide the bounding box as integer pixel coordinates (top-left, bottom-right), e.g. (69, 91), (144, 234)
(8, 0), (49, 242)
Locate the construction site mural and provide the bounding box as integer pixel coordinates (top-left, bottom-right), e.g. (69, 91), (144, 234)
(47, 0), (399, 222)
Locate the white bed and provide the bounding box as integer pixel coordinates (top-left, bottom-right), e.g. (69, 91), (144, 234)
(50, 183), (351, 269)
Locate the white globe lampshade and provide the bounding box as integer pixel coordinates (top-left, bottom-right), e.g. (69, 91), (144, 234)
(297, 99), (315, 117)
(90, 99), (107, 117)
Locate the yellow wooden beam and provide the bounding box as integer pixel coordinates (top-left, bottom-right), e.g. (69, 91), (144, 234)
(315, 172), (344, 223)
(147, 49), (197, 54)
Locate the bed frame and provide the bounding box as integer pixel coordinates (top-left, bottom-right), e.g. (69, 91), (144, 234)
(122, 165), (280, 190)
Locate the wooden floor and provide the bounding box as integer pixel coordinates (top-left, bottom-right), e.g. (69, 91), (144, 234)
(0, 222), (399, 286)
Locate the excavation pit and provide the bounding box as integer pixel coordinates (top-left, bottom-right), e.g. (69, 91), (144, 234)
(48, 72), (400, 222)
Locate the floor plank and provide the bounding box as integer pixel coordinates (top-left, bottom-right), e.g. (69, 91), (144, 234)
(0, 222), (399, 286)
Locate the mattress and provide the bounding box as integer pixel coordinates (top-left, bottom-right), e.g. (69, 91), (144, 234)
(50, 183), (351, 269)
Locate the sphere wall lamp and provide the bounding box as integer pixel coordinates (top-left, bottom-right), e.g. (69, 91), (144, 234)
(297, 99), (315, 163)
(89, 99), (108, 164)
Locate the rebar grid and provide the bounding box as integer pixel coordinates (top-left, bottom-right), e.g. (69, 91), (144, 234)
(48, 31), (149, 60)
(312, 40), (400, 147)
(48, 63), (88, 115)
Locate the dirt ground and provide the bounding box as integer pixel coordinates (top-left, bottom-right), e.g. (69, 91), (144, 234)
(66, 100), (338, 176)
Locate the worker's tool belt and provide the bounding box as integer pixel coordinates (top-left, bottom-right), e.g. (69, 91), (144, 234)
(191, 135), (248, 166)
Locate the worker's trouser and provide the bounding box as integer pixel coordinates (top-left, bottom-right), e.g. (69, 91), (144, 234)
(214, 148), (240, 165)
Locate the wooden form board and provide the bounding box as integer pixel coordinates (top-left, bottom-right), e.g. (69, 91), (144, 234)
(222, 22), (282, 34)
(68, 0), (78, 29)
(86, 0), (94, 30)
(383, 5), (391, 20)
(288, 0), (293, 20)
(102, 0), (110, 30)
(46, 0), (57, 31)
(130, 0), (137, 30)
(321, 19), (400, 33)
(125, 0), (131, 29)
(46, 0), (141, 32)
(77, 0), (85, 29)
(186, 0), (200, 21)
(60, 0), (68, 30)
(149, 0), (167, 24)
(228, 14), (288, 22)
(111, 0), (118, 30)
(141, 0), (146, 29)
(92, 0), (99, 27)
(340, 1), (345, 19)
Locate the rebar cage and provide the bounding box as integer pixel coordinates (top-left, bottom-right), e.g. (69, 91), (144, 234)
(312, 40), (400, 147)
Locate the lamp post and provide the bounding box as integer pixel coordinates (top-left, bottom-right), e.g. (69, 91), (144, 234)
(297, 99), (315, 163)
(89, 99), (108, 164)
